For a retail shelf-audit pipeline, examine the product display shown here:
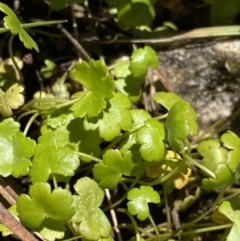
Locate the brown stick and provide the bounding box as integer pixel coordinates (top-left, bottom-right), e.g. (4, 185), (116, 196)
(0, 202), (39, 241)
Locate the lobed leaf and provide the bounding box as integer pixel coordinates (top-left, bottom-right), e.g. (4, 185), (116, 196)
(116, 0), (157, 29)
(16, 183), (74, 229)
(0, 3), (39, 51)
(127, 186), (160, 221)
(221, 131), (240, 173)
(93, 149), (146, 189)
(0, 118), (35, 177)
(166, 100), (198, 151)
(153, 91), (183, 110)
(70, 60), (115, 118)
(136, 118), (166, 162)
(129, 46), (159, 81)
(119, 109), (151, 154)
(218, 197), (240, 241)
(0, 83), (25, 117)
(84, 92), (133, 141)
(72, 177), (111, 240)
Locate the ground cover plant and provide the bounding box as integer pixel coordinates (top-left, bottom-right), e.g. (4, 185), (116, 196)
(0, 1), (240, 241)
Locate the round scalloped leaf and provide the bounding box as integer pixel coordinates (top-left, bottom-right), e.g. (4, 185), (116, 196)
(218, 198), (240, 241)
(116, 0), (157, 29)
(115, 77), (142, 103)
(84, 92), (133, 141)
(127, 186), (160, 221)
(119, 109), (152, 154)
(30, 145), (80, 183)
(153, 91), (183, 110)
(0, 118), (35, 177)
(70, 60), (115, 118)
(93, 149), (146, 189)
(201, 164), (235, 190)
(38, 219), (66, 241)
(220, 131), (240, 173)
(0, 3), (39, 51)
(16, 183), (75, 229)
(0, 83), (25, 117)
(166, 100), (198, 151)
(129, 46), (159, 81)
(197, 140), (228, 173)
(72, 177), (111, 240)
(136, 118), (166, 162)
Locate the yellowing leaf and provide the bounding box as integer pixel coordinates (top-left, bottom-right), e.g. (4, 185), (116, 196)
(0, 83), (24, 117)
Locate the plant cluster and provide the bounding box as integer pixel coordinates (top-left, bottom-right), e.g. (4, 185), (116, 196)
(0, 1), (240, 241)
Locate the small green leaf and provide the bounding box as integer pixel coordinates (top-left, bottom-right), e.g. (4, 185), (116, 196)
(16, 183), (75, 229)
(166, 100), (198, 151)
(119, 109), (152, 154)
(0, 118), (35, 177)
(204, 0), (240, 25)
(221, 131), (240, 173)
(70, 60), (115, 118)
(93, 149), (146, 189)
(72, 177), (111, 240)
(129, 46), (159, 81)
(197, 140), (235, 189)
(136, 118), (166, 162)
(30, 145), (80, 183)
(218, 197), (240, 241)
(40, 59), (57, 79)
(153, 92), (183, 110)
(116, 0), (157, 29)
(0, 83), (25, 117)
(84, 92), (133, 141)
(38, 219), (66, 241)
(127, 186), (160, 221)
(0, 3), (39, 52)
(197, 140), (228, 173)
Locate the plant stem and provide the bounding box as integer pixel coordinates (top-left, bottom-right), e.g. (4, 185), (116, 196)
(23, 112), (40, 136)
(183, 154), (216, 179)
(163, 187), (226, 240)
(117, 208), (141, 241)
(73, 152), (103, 163)
(52, 174), (58, 189)
(104, 176), (140, 211)
(8, 34), (24, 83)
(149, 213), (160, 241)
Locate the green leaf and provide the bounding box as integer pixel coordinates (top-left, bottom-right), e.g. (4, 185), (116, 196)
(16, 183), (75, 229)
(38, 219), (66, 241)
(40, 59), (57, 79)
(197, 140), (235, 189)
(129, 46), (159, 81)
(41, 113), (102, 162)
(0, 3), (39, 52)
(204, 0), (240, 25)
(218, 197), (240, 241)
(127, 186), (160, 221)
(84, 92), (133, 141)
(197, 140), (228, 173)
(116, 0), (157, 29)
(119, 109), (152, 154)
(0, 118), (35, 177)
(115, 76), (142, 103)
(30, 145), (80, 183)
(221, 131), (240, 173)
(72, 177), (111, 240)
(166, 100), (198, 151)
(93, 149), (146, 189)
(136, 118), (166, 162)
(0, 83), (25, 117)
(153, 92), (183, 110)
(70, 60), (115, 118)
